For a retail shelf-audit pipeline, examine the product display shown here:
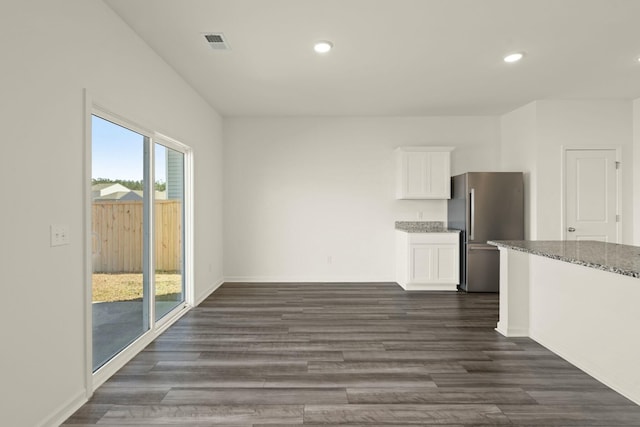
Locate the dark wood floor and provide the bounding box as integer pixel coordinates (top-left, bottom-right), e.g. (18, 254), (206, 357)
(64, 282), (640, 426)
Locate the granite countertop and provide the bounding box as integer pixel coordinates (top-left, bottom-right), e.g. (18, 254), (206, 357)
(488, 240), (640, 279)
(395, 221), (460, 233)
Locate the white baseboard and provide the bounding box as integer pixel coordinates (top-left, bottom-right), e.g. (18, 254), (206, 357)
(403, 283), (458, 291)
(38, 389), (87, 427)
(194, 277), (224, 306)
(223, 276), (395, 283)
(495, 323), (528, 337)
(530, 330), (640, 406)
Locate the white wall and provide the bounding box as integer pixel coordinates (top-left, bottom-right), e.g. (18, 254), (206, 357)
(0, 1), (223, 426)
(223, 116), (499, 282)
(500, 102), (538, 240)
(633, 98), (640, 244)
(536, 100), (633, 242)
(500, 100), (633, 243)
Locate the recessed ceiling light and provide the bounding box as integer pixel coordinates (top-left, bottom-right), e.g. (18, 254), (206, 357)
(314, 41), (333, 54)
(504, 52), (524, 63)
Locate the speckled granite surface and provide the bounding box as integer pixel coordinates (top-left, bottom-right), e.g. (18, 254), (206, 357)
(395, 221), (459, 233)
(488, 240), (640, 279)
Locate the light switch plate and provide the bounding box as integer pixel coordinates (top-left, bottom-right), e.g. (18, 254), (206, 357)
(51, 224), (70, 246)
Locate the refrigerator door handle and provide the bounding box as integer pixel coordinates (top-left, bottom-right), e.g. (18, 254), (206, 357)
(469, 245), (497, 251)
(469, 188), (475, 241)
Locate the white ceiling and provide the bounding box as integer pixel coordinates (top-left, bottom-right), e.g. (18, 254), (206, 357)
(104, 0), (640, 117)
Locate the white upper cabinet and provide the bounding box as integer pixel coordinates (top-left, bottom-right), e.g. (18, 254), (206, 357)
(395, 146), (453, 199)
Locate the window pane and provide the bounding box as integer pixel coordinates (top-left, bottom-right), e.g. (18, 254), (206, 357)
(154, 143), (185, 321)
(91, 115), (149, 371)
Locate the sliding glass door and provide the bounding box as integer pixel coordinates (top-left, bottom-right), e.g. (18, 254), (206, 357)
(91, 115), (149, 371)
(91, 113), (188, 372)
(154, 143), (185, 321)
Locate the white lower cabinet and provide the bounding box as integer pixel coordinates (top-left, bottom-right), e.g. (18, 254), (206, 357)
(396, 231), (460, 290)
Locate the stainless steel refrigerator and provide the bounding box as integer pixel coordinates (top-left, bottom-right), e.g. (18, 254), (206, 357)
(447, 172), (524, 292)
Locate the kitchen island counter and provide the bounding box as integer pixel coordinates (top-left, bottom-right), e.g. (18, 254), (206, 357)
(488, 240), (640, 279)
(493, 239), (640, 406)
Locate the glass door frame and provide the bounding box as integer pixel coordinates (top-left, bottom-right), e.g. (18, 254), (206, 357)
(153, 133), (194, 325)
(83, 96), (194, 393)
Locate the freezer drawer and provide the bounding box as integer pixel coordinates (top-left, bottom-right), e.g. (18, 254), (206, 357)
(465, 244), (500, 292)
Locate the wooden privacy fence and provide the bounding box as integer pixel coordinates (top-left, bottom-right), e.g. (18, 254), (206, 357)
(92, 200), (182, 273)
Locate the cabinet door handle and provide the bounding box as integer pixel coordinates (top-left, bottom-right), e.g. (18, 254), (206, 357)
(568, 227), (576, 232)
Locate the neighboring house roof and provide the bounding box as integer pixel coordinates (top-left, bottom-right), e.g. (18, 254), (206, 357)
(92, 183), (131, 198)
(91, 184), (168, 201)
(94, 191), (143, 201)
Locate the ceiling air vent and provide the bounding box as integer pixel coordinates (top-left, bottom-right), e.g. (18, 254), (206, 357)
(204, 33), (230, 50)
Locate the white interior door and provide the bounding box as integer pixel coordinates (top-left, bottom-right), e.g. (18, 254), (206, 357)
(564, 149), (618, 242)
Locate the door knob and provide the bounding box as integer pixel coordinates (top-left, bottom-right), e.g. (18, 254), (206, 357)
(568, 227), (576, 232)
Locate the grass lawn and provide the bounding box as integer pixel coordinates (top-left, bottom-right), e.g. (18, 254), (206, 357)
(93, 273), (182, 303)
